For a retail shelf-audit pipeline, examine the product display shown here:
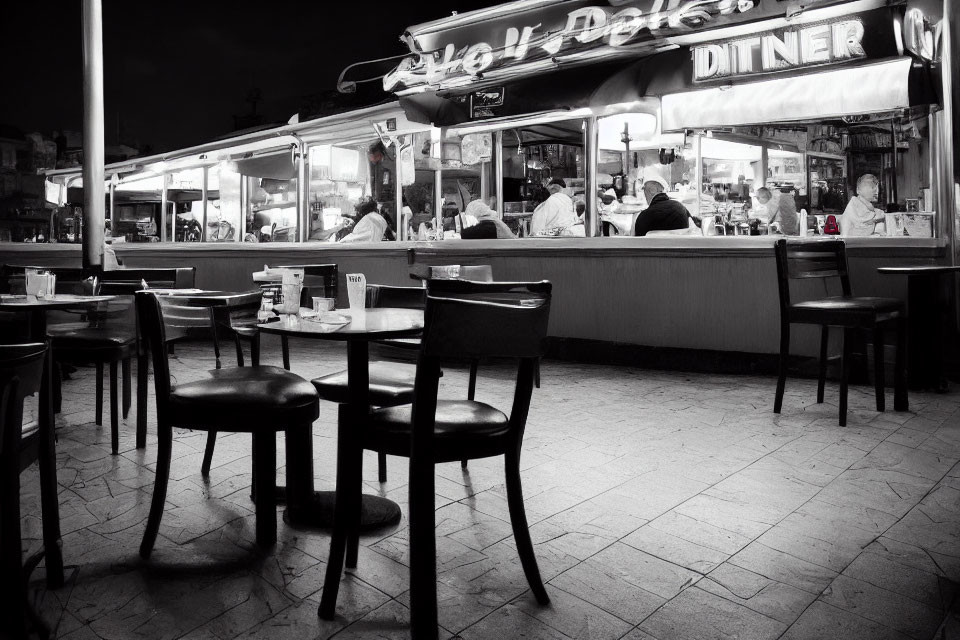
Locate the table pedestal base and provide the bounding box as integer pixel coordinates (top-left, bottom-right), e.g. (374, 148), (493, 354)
(283, 491), (401, 531)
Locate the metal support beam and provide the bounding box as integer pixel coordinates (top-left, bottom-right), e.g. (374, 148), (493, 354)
(494, 130), (504, 217)
(81, 0), (105, 269)
(297, 144), (307, 243)
(160, 178), (168, 243)
(584, 116), (599, 237)
(395, 141), (404, 241)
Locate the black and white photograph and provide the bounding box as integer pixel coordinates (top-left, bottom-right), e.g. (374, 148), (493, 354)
(1, 0), (958, 638)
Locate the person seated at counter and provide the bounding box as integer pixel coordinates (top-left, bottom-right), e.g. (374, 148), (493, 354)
(460, 200), (516, 239)
(339, 199), (389, 243)
(634, 176), (698, 236)
(530, 178), (580, 236)
(841, 174), (886, 236)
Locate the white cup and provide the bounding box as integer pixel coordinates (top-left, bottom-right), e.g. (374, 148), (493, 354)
(346, 273), (366, 310)
(312, 297), (335, 313)
(25, 269), (42, 299)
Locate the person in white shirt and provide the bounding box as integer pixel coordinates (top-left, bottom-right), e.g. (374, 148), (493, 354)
(530, 178), (577, 236)
(841, 174), (886, 236)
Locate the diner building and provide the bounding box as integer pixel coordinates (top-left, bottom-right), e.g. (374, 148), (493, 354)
(9, 0), (958, 370)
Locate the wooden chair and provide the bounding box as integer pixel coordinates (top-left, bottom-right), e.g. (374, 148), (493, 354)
(318, 280), (553, 638)
(774, 239), (907, 426)
(0, 342), (49, 639)
(135, 291), (319, 555)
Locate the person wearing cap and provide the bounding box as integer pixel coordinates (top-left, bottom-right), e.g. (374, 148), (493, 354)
(841, 174), (886, 236)
(634, 175), (696, 236)
(530, 178), (577, 236)
(460, 199), (516, 239)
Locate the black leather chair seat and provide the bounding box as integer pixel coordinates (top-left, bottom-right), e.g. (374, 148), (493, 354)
(312, 362), (416, 406)
(48, 327), (137, 361)
(365, 400), (509, 461)
(790, 296), (903, 326)
(170, 366), (319, 427)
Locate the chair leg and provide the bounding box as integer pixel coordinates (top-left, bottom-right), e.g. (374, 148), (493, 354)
(467, 359), (479, 401)
(122, 357), (131, 418)
(234, 335), (245, 367)
(534, 357), (541, 389)
(817, 325), (829, 404)
(408, 445), (439, 639)
(840, 328), (852, 427)
(504, 450), (550, 605)
(252, 431), (277, 548)
(136, 351), (148, 449)
(251, 333), (260, 367)
(894, 316), (908, 412)
(201, 431), (217, 477)
(873, 327), (886, 412)
(378, 452), (387, 483)
(95, 362), (104, 425)
(281, 336), (291, 370)
(110, 361), (119, 454)
(0, 405), (27, 639)
(774, 324), (790, 413)
(53, 362), (62, 414)
(140, 421), (173, 559)
(319, 410), (358, 620)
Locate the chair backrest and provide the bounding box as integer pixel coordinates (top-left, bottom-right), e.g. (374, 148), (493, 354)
(135, 292), (173, 412)
(411, 280), (551, 448)
(366, 284), (425, 309)
(409, 264), (494, 283)
(101, 267), (196, 290)
(422, 280), (551, 360)
(774, 239), (852, 311)
(99, 268), (201, 346)
(0, 342), (46, 460)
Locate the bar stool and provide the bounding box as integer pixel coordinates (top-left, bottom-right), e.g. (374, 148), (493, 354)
(318, 280), (553, 638)
(135, 292), (319, 555)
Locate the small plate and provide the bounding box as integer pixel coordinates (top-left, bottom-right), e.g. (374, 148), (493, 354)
(304, 311), (351, 326)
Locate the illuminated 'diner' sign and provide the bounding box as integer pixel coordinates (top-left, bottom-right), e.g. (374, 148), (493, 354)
(385, 0), (761, 93)
(693, 19), (866, 82)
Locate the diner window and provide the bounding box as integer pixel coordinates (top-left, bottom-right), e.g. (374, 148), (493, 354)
(113, 173), (164, 243)
(597, 112), (686, 236)
(499, 121), (583, 237)
(168, 168), (204, 242)
(307, 144), (371, 242)
(439, 131), (488, 238)
(236, 151), (299, 243)
(205, 163), (242, 242)
(401, 131), (439, 240)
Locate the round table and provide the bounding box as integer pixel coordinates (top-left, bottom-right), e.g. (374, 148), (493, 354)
(259, 308), (424, 531)
(0, 293), (115, 590)
(878, 265), (960, 391)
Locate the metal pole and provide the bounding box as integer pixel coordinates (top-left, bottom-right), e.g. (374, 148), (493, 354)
(695, 133), (703, 227)
(584, 116), (599, 237)
(160, 176), (168, 243)
(201, 166), (208, 241)
(297, 144), (307, 243)
(395, 142), (404, 241)
(494, 130), (504, 218)
(434, 169), (443, 236)
(108, 177), (115, 238)
(81, 0), (105, 269)
(890, 121), (898, 205)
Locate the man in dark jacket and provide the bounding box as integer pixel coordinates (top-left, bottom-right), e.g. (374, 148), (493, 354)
(634, 176), (696, 236)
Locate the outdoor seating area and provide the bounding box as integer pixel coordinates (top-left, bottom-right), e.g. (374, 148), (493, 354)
(0, 253), (957, 639)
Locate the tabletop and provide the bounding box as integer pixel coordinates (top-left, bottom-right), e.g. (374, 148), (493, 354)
(877, 266), (960, 275)
(0, 294), (115, 311)
(258, 307), (423, 341)
(147, 289), (262, 307)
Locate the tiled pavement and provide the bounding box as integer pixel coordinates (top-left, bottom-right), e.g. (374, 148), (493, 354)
(17, 336), (960, 639)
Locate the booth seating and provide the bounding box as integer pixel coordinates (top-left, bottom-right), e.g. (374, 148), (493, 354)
(773, 239), (907, 426)
(318, 280), (553, 638)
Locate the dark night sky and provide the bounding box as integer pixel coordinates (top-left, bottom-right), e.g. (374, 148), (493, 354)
(0, 0), (500, 153)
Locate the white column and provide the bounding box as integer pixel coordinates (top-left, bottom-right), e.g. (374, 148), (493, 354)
(81, 0), (105, 268)
(584, 116), (599, 237)
(494, 130), (504, 218)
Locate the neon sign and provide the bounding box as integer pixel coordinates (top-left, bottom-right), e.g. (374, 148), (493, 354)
(692, 19), (866, 82)
(385, 0), (760, 92)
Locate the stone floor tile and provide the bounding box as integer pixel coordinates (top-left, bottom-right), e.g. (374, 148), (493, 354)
(781, 600), (913, 640)
(637, 586), (786, 640)
(729, 542), (838, 594)
(698, 563), (819, 624)
(511, 585), (633, 640)
(621, 524), (730, 574)
(821, 573), (945, 639)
